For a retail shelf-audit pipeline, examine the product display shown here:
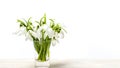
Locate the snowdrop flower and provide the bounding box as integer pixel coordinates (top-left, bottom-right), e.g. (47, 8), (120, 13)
(50, 32), (59, 46)
(51, 37), (60, 46)
(30, 27), (42, 41)
(25, 31), (33, 41)
(58, 30), (64, 39)
(15, 27), (33, 41)
(56, 23), (67, 39)
(51, 39), (57, 46)
(15, 27), (26, 36)
(54, 32), (59, 38)
(41, 24), (48, 30)
(36, 28), (42, 40)
(44, 27), (54, 39)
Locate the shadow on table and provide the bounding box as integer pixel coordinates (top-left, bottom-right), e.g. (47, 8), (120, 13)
(50, 61), (68, 68)
(50, 59), (120, 68)
(50, 60), (79, 68)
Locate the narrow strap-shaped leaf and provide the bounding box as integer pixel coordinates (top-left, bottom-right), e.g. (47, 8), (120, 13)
(28, 17), (32, 23)
(40, 17), (44, 26)
(49, 19), (55, 28)
(17, 19), (26, 27)
(40, 13), (46, 26)
(43, 13), (46, 24)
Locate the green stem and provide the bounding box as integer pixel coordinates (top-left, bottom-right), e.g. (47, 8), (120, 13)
(35, 37), (51, 61)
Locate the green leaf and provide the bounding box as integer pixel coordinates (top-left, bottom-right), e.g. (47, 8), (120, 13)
(43, 13), (46, 24)
(40, 17), (44, 26)
(28, 17), (32, 23)
(49, 19), (55, 28)
(27, 18), (32, 25)
(17, 19), (26, 27)
(40, 13), (47, 26)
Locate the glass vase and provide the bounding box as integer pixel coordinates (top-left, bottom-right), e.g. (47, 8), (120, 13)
(33, 40), (51, 68)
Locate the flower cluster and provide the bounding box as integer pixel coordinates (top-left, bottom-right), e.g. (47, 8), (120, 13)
(16, 14), (66, 46)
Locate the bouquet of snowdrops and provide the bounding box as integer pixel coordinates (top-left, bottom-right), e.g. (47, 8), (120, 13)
(16, 14), (66, 61)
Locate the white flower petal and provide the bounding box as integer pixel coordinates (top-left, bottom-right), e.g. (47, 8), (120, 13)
(56, 39), (59, 43)
(47, 28), (54, 38)
(30, 30), (42, 41)
(18, 27), (27, 36)
(44, 27), (54, 39)
(25, 32), (33, 41)
(44, 32), (47, 39)
(59, 30), (64, 39)
(54, 32), (59, 38)
(36, 28), (42, 40)
(42, 25), (48, 30)
(13, 29), (21, 35)
(52, 40), (57, 46)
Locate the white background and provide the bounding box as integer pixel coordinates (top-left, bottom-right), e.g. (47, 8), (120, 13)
(0, 0), (120, 60)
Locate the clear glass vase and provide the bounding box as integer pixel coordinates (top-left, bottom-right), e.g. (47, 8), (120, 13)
(33, 40), (51, 68)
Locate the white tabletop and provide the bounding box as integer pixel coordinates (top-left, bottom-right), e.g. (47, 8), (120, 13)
(0, 59), (120, 68)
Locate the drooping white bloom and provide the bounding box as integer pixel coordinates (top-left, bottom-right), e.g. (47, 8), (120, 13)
(50, 32), (59, 46)
(15, 27), (33, 41)
(30, 27), (42, 41)
(58, 30), (64, 39)
(51, 39), (57, 46)
(35, 28), (42, 40)
(41, 24), (48, 30)
(25, 31), (33, 41)
(51, 36), (60, 46)
(44, 27), (54, 39)
(15, 27), (26, 36)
